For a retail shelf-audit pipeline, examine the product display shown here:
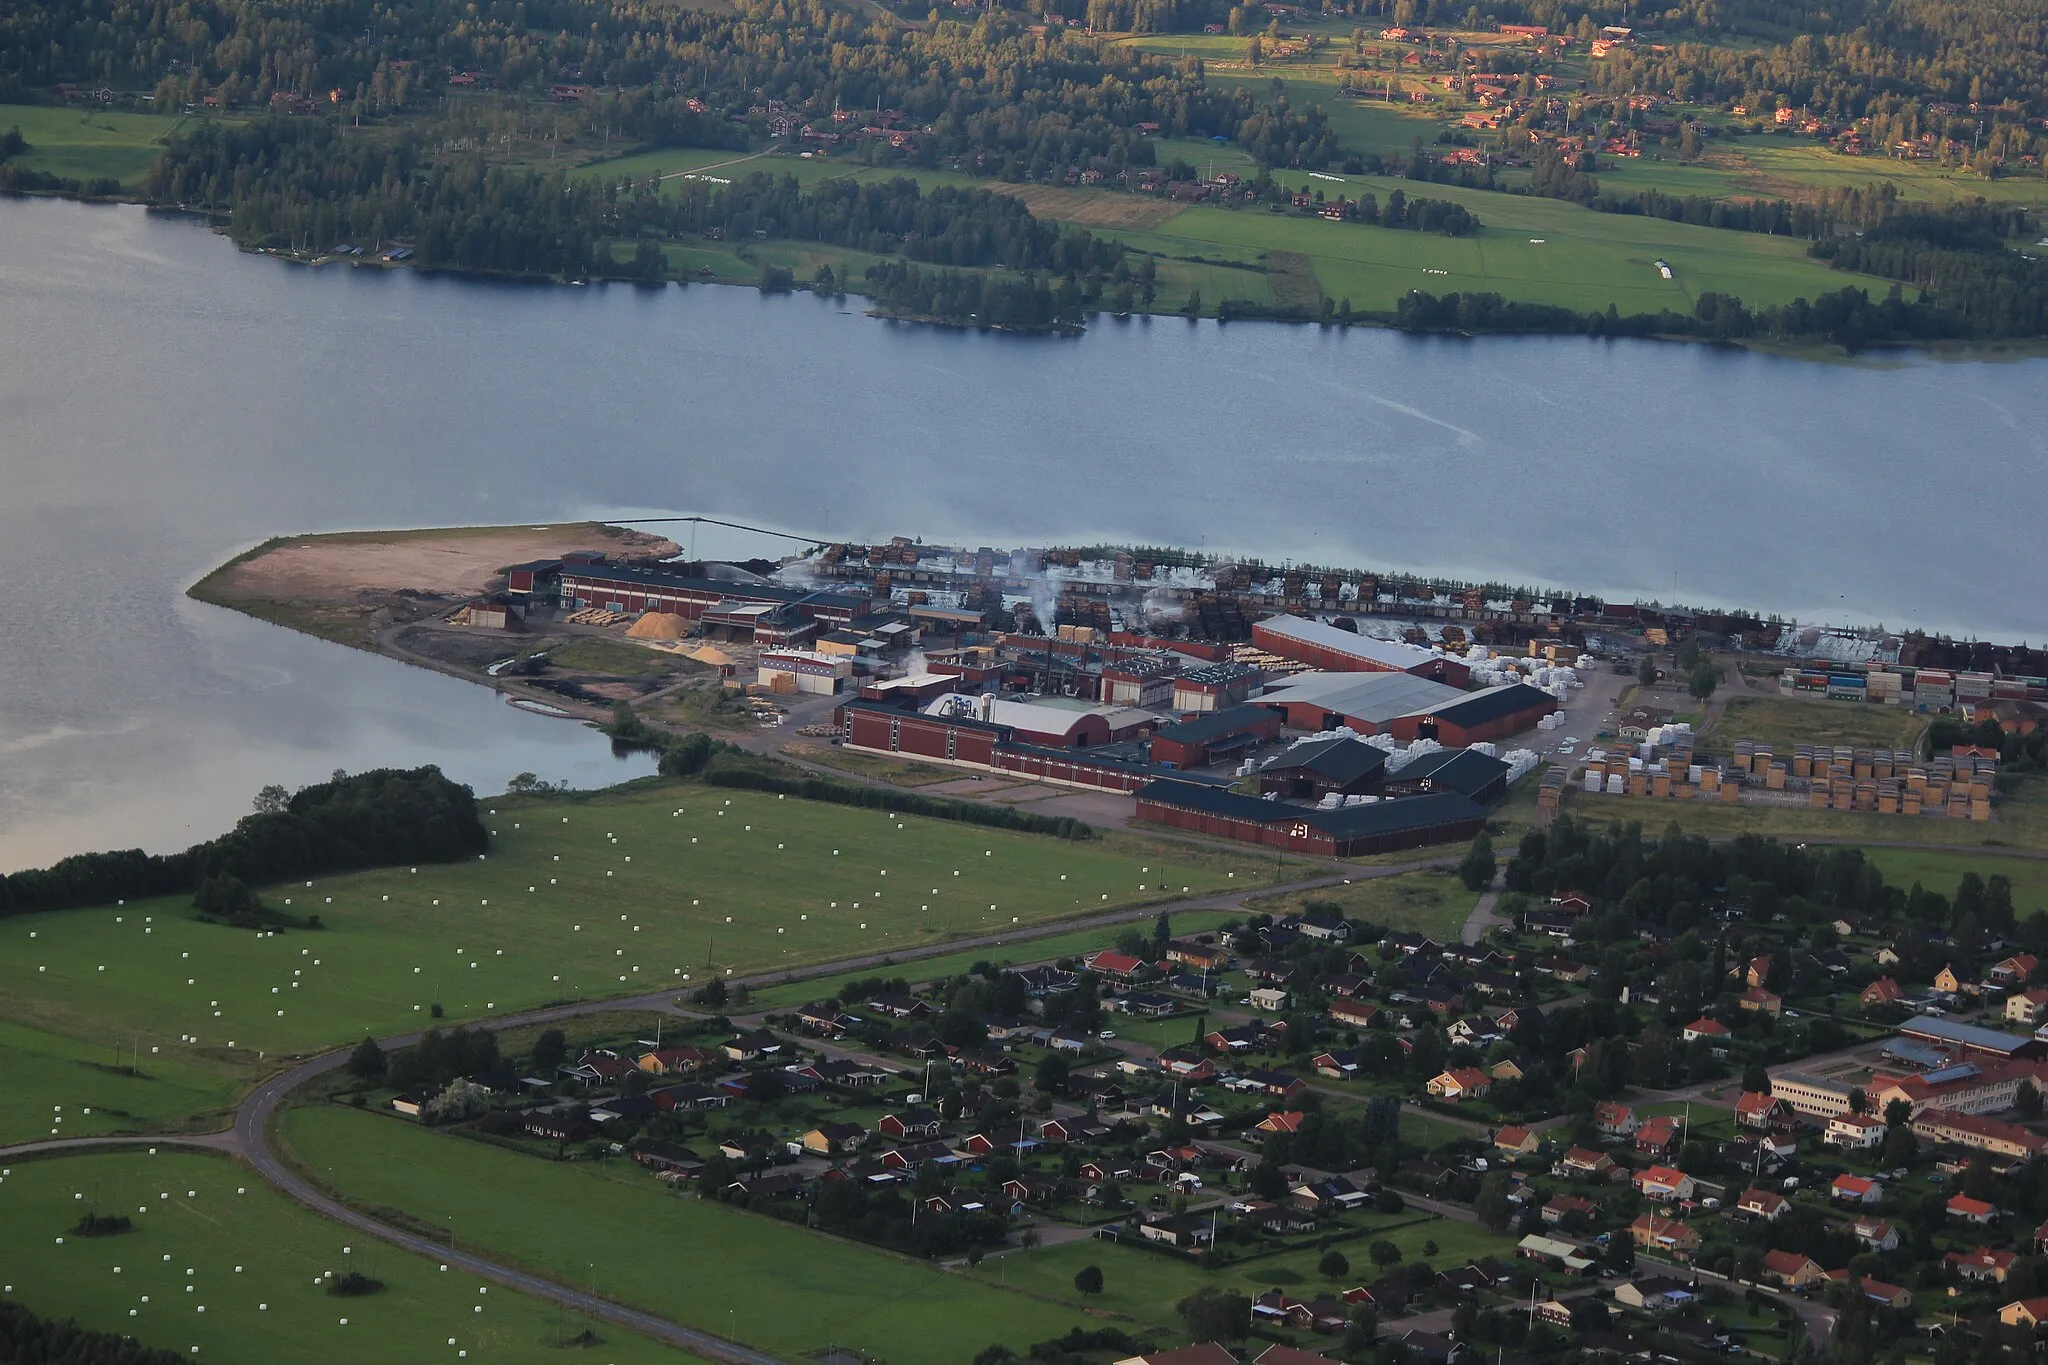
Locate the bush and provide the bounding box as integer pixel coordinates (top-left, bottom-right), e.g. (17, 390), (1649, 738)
(702, 757), (1094, 839)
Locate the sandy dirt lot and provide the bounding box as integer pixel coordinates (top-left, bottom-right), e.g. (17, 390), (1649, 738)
(200, 524), (680, 603)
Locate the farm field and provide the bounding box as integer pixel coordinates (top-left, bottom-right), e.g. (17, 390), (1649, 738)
(0, 1149), (700, 1365)
(0, 1020), (246, 1147)
(1246, 869), (1478, 941)
(278, 1104), (1097, 1365)
(0, 784), (1256, 1058)
(1561, 790), (2048, 852)
(1860, 849), (2048, 916)
(1709, 695), (1931, 753)
(0, 103), (204, 185)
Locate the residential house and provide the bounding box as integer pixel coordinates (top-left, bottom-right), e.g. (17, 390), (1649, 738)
(866, 993), (930, 1020)
(1535, 957), (1589, 983)
(1827, 1114), (1886, 1150)
(1999, 1298), (2048, 1329)
(879, 1110), (944, 1140)
(1495, 1125), (1541, 1159)
(1916, 1108), (2048, 1158)
(1735, 1187), (1788, 1221)
(1935, 964), (1966, 995)
(1614, 1276), (1695, 1311)
(1297, 910), (1353, 942)
(1831, 1272), (1912, 1309)
(1490, 1058), (1528, 1081)
(1085, 950), (1147, 982)
(1427, 1068), (1492, 1101)
(1292, 1177), (1368, 1214)
(1990, 954), (2039, 988)
(637, 1045), (719, 1074)
(1746, 955), (1773, 988)
(1832, 1174), (1883, 1205)
(1851, 1216), (1900, 1251)
(1257, 1111), (1309, 1135)
(1543, 1194), (1596, 1226)
(1862, 978), (1905, 1009)
(1735, 1091), (1788, 1128)
(1137, 1211), (1219, 1250)
(1762, 1250), (1827, 1289)
(1629, 1212), (1701, 1258)
(1741, 987), (1784, 1017)
(1949, 1194), (1998, 1224)
(1116, 1343), (1239, 1365)
(1329, 999), (1380, 1029)
(1633, 1116), (1681, 1157)
(1250, 986), (1290, 1012)
(2008, 988), (2048, 1026)
(801, 1121), (868, 1155)
(1593, 1102), (1638, 1137)
(1947, 1247), (2018, 1283)
(1633, 1166), (1695, 1202)
(1247, 1068), (1308, 1099)
(1559, 1147), (1616, 1179)
(1313, 1050), (1360, 1079)
(558, 1051), (633, 1086)
(722, 1030), (781, 1062)
(1165, 940), (1231, 972)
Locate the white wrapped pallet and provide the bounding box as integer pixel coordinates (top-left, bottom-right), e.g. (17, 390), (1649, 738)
(1628, 757), (1644, 772)
(1470, 742), (1497, 757)
(1606, 774), (1625, 793)
(1688, 764), (1702, 783)
(1503, 750), (1539, 782)
(1585, 772), (1603, 793)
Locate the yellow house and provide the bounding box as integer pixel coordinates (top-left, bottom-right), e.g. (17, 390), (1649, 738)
(1935, 964), (1965, 994)
(1999, 1298), (2048, 1329)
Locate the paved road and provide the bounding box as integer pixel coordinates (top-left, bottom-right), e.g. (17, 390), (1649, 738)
(0, 862), (1400, 1363)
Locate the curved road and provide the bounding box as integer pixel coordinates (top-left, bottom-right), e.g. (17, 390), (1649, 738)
(0, 858), (1460, 1363)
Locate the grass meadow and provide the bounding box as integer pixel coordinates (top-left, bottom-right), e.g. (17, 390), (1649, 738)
(0, 103), (203, 186)
(0, 782), (1254, 1080)
(279, 1105), (1099, 1365)
(0, 1149), (705, 1365)
(0, 1020), (246, 1147)
(1860, 849), (2048, 917)
(1246, 868), (1479, 942)
(1709, 696), (1931, 753)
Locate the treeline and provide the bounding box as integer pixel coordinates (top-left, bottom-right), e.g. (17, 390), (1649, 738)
(1393, 274), (2034, 346)
(1810, 204), (2048, 338)
(0, 1299), (185, 1365)
(861, 260), (1088, 332)
(0, 767), (487, 919)
(699, 754), (1097, 839)
(665, 174), (1123, 274)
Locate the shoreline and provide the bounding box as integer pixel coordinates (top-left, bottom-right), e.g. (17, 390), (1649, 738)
(10, 188), (2035, 359)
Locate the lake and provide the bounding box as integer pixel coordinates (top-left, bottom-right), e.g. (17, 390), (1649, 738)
(1, 196), (2042, 871)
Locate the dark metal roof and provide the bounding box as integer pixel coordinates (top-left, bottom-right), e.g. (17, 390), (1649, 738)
(1387, 748), (1510, 797)
(1134, 782), (1486, 839)
(555, 560), (869, 611)
(1153, 703), (1278, 746)
(1262, 736), (1389, 785)
(1408, 683), (1554, 729)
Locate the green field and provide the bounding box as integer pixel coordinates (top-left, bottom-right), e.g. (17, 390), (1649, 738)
(0, 784), (1254, 1067)
(1247, 869), (1478, 942)
(1710, 695), (1930, 753)
(278, 1104), (1100, 1365)
(0, 103), (204, 186)
(0, 1021), (245, 1147)
(1861, 849), (2048, 916)
(0, 1149), (702, 1365)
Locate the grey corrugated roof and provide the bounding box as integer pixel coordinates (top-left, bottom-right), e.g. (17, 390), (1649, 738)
(1135, 781), (1484, 839)
(1404, 682), (1554, 729)
(1388, 748), (1510, 797)
(1262, 736), (1388, 785)
(1262, 671), (1464, 723)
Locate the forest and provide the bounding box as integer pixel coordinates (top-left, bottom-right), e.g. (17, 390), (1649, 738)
(0, 767), (489, 918)
(0, 1299), (186, 1365)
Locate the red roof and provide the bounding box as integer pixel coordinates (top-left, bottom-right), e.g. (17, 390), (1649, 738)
(1684, 1017), (1729, 1035)
(1635, 1165), (1690, 1189)
(1833, 1174), (1879, 1196)
(1763, 1249), (1820, 1277)
(1861, 977), (1904, 1003)
(1949, 1194), (1996, 1217)
(1086, 950), (1146, 975)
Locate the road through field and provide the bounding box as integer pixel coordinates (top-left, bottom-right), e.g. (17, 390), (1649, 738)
(0, 857), (1452, 1363)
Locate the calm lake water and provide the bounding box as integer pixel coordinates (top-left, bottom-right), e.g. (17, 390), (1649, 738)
(2, 196), (2043, 870)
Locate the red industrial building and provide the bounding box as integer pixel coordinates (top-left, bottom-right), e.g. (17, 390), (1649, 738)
(840, 701), (1227, 795)
(506, 554), (871, 626)
(1134, 783), (1487, 856)
(1383, 683), (1557, 745)
(1251, 614), (1470, 686)
(1255, 736), (1387, 801)
(1150, 704), (1284, 769)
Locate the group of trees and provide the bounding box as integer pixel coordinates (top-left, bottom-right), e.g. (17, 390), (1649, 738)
(0, 767), (487, 920)
(0, 1299), (185, 1365)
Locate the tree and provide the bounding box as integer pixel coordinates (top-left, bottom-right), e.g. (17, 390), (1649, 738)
(1369, 1239), (1402, 1267)
(1459, 832), (1497, 892)
(1878, 1122), (1917, 1169)
(1474, 1171), (1514, 1232)
(531, 1028), (568, 1073)
(348, 1036), (386, 1079)
(1034, 1054), (1070, 1093)
(2018, 1080), (2043, 1120)
(1153, 910), (1173, 945)
(1319, 1248), (1351, 1281)
(1178, 1287), (1251, 1343)
(1883, 1097), (1912, 1127)
(253, 783), (289, 814)
(1688, 661), (1719, 702)
(1074, 1264), (1104, 1296)
(1638, 655), (1658, 686)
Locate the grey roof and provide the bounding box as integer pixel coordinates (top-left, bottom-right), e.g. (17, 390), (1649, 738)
(1261, 670), (1465, 723)
(1900, 1014), (2036, 1054)
(1154, 703), (1279, 746)
(1254, 614), (1442, 670)
(1135, 781), (1485, 840)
